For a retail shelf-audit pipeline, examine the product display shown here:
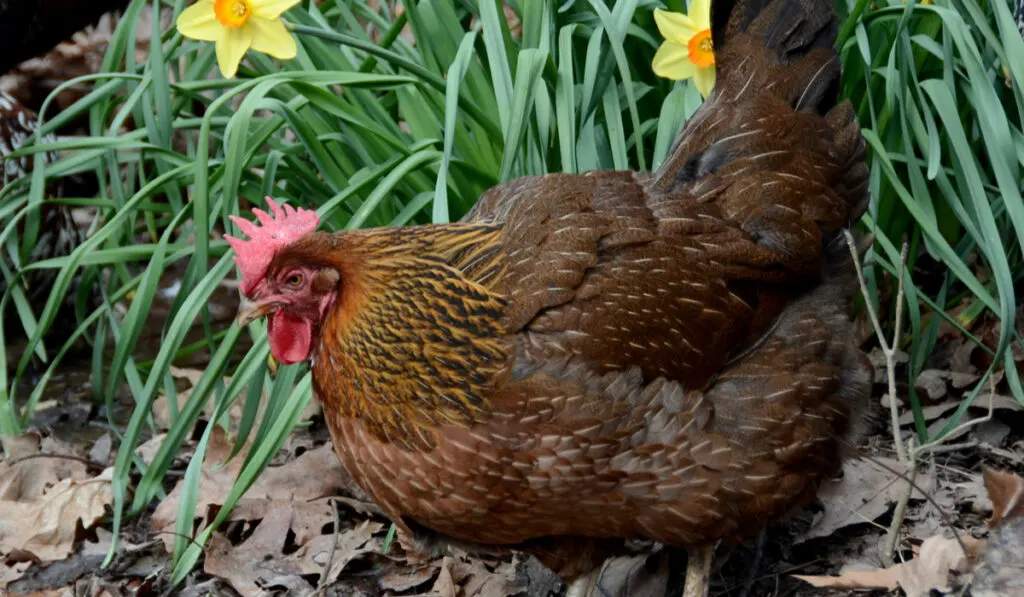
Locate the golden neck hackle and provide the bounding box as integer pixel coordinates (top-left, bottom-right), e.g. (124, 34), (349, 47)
(300, 226), (511, 451)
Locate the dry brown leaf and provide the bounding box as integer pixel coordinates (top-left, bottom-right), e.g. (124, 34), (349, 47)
(794, 566), (901, 590)
(450, 557), (521, 597)
(0, 467), (114, 562)
(982, 468), (1024, 527)
(913, 370), (948, 402)
(1, 432), (41, 459)
(973, 419), (1011, 446)
(298, 520), (384, 583)
(798, 457), (934, 542)
(135, 434), (167, 466)
(379, 566), (438, 592)
(428, 558), (458, 597)
(591, 555), (666, 597)
(796, 535), (982, 596)
(0, 435), (91, 504)
(204, 512), (382, 597)
(88, 433), (113, 467)
(897, 535), (980, 596)
(151, 427), (354, 553)
(0, 8), (171, 111)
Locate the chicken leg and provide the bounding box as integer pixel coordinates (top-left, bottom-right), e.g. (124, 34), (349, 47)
(682, 545), (715, 597)
(565, 568), (599, 597)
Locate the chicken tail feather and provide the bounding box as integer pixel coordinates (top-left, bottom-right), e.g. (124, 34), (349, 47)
(650, 0), (867, 227)
(713, 0), (842, 112)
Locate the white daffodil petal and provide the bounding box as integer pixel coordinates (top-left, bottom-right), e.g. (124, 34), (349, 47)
(216, 26), (252, 78)
(654, 9), (698, 45)
(251, 0), (301, 19)
(249, 16), (297, 59)
(652, 42), (697, 81)
(177, 1), (223, 42)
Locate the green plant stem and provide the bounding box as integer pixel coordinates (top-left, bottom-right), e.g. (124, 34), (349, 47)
(287, 23), (503, 141)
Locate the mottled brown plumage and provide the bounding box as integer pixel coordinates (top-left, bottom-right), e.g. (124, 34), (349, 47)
(233, 0), (872, 584)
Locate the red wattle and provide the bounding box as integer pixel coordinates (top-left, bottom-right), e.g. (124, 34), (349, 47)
(267, 310), (313, 365)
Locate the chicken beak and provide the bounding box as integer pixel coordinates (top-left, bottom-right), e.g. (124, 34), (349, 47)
(236, 298), (276, 327)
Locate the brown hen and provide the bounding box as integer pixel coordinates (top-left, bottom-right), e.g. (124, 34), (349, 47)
(230, 0), (872, 593)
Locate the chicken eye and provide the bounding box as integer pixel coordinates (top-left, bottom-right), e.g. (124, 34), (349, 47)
(285, 273), (304, 288)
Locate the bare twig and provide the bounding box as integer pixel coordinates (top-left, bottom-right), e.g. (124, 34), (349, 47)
(883, 438), (918, 566)
(846, 231), (917, 564)
(845, 230), (909, 464)
(318, 498), (342, 593)
(7, 452), (107, 471)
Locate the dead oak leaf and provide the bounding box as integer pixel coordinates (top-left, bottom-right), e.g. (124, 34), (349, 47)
(424, 558), (458, 597)
(151, 426), (353, 552)
(798, 457), (934, 543)
(796, 535), (982, 596)
(982, 468), (1024, 527)
(203, 508), (382, 597)
(0, 434), (89, 503)
(897, 535), (980, 596)
(0, 467), (114, 563)
(379, 566), (438, 593)
(793, 566), (901, 591)
(434, 553), (524, 597)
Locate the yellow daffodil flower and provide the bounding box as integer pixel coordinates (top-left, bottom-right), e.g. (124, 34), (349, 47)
(176, 0), (301, 78)
(652, 0), (716, 98)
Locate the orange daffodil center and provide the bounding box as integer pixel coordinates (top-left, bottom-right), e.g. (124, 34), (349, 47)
(214, 0), (252, 28)
(177, 0), (301, 78)
(687, 30), (715, 69)
(651, 0), (716, 98)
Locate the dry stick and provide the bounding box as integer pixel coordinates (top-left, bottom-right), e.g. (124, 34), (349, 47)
(844, 230), (909, 465)
(883, 438), (918, 566)
(8, 452), (107, 471)
(845, 231), (911, 565)
(319, 498), (342, 593)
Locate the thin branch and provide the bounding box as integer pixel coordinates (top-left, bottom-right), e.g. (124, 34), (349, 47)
(883, 438), (917, 566)
(845, 230), (909, 464)
(318, 498), (342, 593)
(7, 452), (107, 471)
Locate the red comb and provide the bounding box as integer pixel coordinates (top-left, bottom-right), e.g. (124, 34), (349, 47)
(225, 197), (320, 296)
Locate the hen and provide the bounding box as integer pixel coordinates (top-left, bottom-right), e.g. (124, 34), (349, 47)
(230, 0), (872, 593)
